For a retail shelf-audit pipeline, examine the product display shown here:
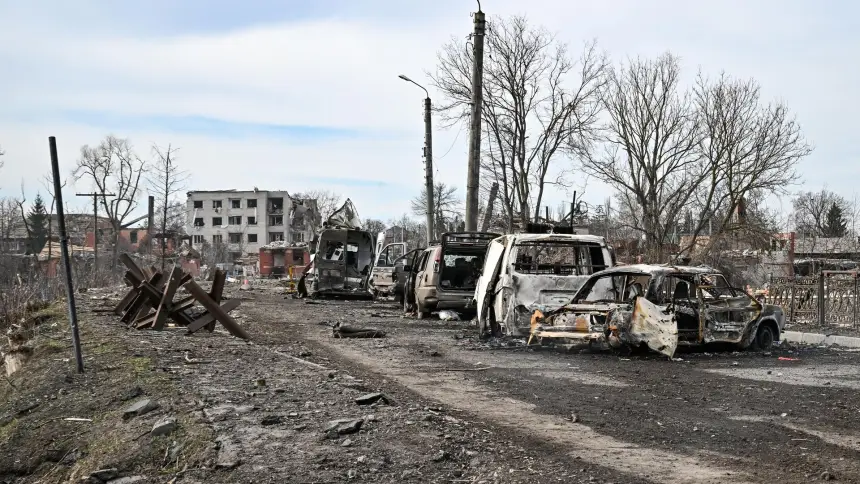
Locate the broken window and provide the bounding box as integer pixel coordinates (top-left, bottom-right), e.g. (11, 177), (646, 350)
(229, 233), (243, 244)
(292, 232), (305, 243)
(247, 216), (257, 225)
(268, 197), (284, 213)
(269, 215), (283, 226)
(192, 235), (204, 244)
(574, 273), (650, 303)
(193, 200), (203, 209)
(698, 274), (736, 300)
(247, 199), (258, 208)
(212, 200), (222, 209)
(269, 232), (284, 242)
(230, 199), (241, 209)
(292, 250), (304, 263)
(213, 234), (223, 244)
(212, 217), (223, 226)
(193, 217), (204, 227)
(248, 233), (258, 243)
(512, 242), (606, 276)
(129, 231), (138, 244)
(439, 248), (485, 290)
(293, 214), (305, 227)
(228, 216), (242, 225)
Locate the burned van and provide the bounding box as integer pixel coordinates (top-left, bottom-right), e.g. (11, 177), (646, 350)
(298, 199), (376, 299)
(475, 232), (615, 338)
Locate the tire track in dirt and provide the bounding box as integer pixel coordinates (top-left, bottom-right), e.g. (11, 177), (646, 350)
(296, 330), (753, 484)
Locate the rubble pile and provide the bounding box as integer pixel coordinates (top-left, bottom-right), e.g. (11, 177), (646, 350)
(112, 254), (249, 340)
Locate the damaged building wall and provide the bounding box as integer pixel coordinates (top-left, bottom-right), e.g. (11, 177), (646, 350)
(186, 190), (319, 263)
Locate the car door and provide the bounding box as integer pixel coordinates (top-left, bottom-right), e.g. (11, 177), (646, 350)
(404, 249), (425, 306)
(414, 248), (436, 306)
(697, 273), (761, 341)
(370, 242), (407, 292)
(476, 239), (507, 333)
(393, 248), (422, 296)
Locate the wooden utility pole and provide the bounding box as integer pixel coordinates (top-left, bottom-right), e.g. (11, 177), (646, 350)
(464, 1), (486, 232)
(76, 191), (116, 279)
(147, 195), (155, 257)
(480, 182), (498, 232)
(398, 74), (435, 243)
(423, 96), (436, 242)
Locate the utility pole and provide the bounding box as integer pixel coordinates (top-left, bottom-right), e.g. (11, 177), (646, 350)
(147, 195), (155, 258)
(423, 96), (435, 241)
(76, 191), (115, 280)
(480, 182), (498, 232)
(398, 74), (435, 243)
(464, 1), (486, 232)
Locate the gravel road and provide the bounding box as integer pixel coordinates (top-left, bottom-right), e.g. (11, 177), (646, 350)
(234, 292), (860, 483)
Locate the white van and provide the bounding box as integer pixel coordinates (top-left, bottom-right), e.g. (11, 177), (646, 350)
(474, 232), (615, 338)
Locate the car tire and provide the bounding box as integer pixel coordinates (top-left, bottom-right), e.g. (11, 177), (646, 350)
(753, 323), (776, 351)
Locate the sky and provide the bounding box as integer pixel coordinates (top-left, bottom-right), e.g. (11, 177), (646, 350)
(1, 0), (857, 226)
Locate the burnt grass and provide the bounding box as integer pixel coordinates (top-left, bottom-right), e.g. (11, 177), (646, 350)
(4, 285), (860, 483)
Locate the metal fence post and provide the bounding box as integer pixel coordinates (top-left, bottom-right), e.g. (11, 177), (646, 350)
(818, 272), (826, 327)
(851, 272), (860, 328)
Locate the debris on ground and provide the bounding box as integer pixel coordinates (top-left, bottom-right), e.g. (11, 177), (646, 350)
(111, 255), (249, 339)
(438, 310), (461, 321)
(332, 322), (386, 338)
(355, 392), (390, 406)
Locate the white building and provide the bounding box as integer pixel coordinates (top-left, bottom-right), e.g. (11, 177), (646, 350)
(186, 189), (317, 261)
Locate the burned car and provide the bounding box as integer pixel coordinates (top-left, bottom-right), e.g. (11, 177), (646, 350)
(529, 265), (785, 358)
(475, 231), (615, 338)
(299, 199), (376, 299)
(404, 232), (499, 318)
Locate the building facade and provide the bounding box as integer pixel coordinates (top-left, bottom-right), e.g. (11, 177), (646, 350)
(186, 189), (316, 261)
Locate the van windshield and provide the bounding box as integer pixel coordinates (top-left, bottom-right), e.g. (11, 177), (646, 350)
(512, 241), (607, 276)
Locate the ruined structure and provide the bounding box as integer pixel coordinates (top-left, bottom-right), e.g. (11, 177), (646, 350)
(186, 189), (318, 263)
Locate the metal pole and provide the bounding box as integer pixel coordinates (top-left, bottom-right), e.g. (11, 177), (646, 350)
(93, 196), (98, 279)
(50, 137), (85, 374)
(818, 272), (826, 327)
(148, 195), (155, 262)
(424, 97), (435, 242)
(464, 5), (486, 231)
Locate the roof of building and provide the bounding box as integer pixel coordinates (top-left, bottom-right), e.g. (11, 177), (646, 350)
(794, 237), (860, 254)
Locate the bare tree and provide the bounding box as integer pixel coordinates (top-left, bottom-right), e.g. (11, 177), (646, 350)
(582, 53), (702, 260)
(410, 182), (463, 238)
(72, 135), (147, 268)
(431, 16), (608, 229)
(148, 144), (189, 270)
(793, 188), (851, 238)
(39, 172), (68, 269)
(293, 189), (342, 233)
(364, 219), (387, 239)
(683, 72), (810, 256)
(583, 54), (811, 261)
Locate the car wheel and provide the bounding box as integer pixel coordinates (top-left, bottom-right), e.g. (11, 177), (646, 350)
(753, 323), (776, 351)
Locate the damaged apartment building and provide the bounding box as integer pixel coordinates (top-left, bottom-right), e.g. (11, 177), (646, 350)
(186, 189), (318, 263)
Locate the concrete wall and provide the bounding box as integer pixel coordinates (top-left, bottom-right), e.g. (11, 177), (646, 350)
(187, 190), (290, 257)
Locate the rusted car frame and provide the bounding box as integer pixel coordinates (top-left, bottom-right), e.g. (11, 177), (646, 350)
(530, 265), (785, 358)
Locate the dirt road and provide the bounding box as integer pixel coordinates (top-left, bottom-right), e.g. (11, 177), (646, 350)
(5, 288), (860, 484)
(240, 293), (860, 483)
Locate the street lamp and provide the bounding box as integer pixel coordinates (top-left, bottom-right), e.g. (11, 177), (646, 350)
(399, 74), (435, 242)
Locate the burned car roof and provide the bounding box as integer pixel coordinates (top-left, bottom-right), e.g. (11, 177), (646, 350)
(499, 233), (609, 244)
(591, 264), (718, 277)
